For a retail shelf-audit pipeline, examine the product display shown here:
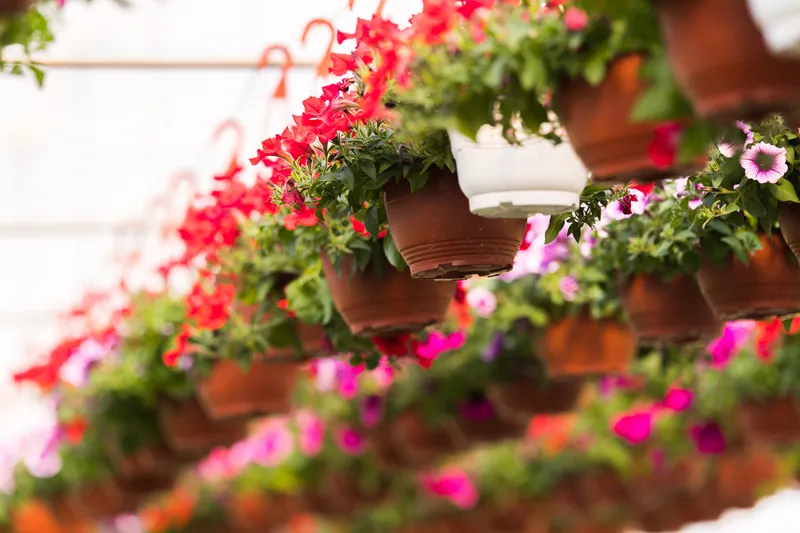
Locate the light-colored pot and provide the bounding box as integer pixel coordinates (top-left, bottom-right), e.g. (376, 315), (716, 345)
(746, 0), (800, 56)
(448, 127), (588, 218)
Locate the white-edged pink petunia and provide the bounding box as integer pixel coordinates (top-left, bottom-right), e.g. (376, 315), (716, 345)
(739, 142), (788, 184)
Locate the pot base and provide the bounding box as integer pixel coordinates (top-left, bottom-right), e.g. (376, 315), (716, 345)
(468, 190), (581, 218)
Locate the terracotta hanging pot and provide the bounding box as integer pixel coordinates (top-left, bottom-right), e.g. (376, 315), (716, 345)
(487, 376), (584, 425)
(12, 499), (64, 533)
(302, 473), (386, 517)
(536, 312), (638, 377)
(384, 170), (526, 280)
(619, 273), (721, 345)
(477, 500), (543, 533)
(389, 410), (464, 468)
(577, 470), (629, 511)
(197, 360), (301, 420)
(0, 0), (30, 15)
(105, 438), (188, 480)
(158, 396), (248, 454)
(229, 491), (303, 532)
(737, 396), (800, 445)
(653, 0), (800, 122)
(696, 232), (800, 320)
(321, 254), (455, 336)
(453, 411), (526, 445)
(716, 449), (779, 508)
(555, 54), (702, 183)
(69, 475), (175, 520)
(365, 426), (413, 470)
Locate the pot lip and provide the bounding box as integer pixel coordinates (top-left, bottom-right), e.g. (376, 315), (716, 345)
(383, 168), (459, 201)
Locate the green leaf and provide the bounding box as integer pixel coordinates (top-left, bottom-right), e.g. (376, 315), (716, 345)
(544, 214), (568, 244)
(364, 206), (380, 237)
(361, 160), (377, 181)
(722, 236), (749, 265)
(334, 166), (354, 190)
(28, 64), (45, 87)
(519, 52), (545, 91)
(743, 194), (767, 217)
(768, 180), (800, 203)
(483, 57), (507, 88)
(382, 232), (407, 271)
(583, 56), (607, 86)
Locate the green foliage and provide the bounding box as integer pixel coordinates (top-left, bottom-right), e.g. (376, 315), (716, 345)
(0, 5), (54, 86)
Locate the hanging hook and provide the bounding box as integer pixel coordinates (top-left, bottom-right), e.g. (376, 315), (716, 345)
(258, 44), (294, 100)
(348, 0), (388, 17)
(212, 120), (245, 175)
(301, 18), (336, 77)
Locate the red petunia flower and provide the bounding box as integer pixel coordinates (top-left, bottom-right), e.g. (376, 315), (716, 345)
(284, 206), (320, 230)
(648, 122), (683, 170)
(277, 298), (296, 319)
(163, 324), (192, 367)
(186, 283), (236, 331)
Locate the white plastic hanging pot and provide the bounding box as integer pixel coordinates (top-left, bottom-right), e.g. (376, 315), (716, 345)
(447, 127), (588, 219)
(746, 0), (800, 57)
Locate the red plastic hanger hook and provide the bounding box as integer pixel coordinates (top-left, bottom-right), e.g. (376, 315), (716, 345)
(302, 18), (336, 77)
(212, 120), (245, 175)
(258, 44), (294, 100)
(348, 0), (387, 17)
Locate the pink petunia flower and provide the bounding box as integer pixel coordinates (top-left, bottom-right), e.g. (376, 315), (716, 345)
(707, 321), (755, 368)
(420, 467), (479, 509)
(295, 409), (324, 457)
(740, 142), (788, 184)
(334, 426), (367, 455)
(196, 447), (234, 481)
(251, 419), (294, 467)
(612, 410), (654, 445)
(466, 287), (497, 317)
(718, 120), (755, 157)
(558, 275), (579, 301)
(564, 7), (589, 31)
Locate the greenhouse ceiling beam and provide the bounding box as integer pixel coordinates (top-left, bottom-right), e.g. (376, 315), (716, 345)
(8, 58), (320, 70)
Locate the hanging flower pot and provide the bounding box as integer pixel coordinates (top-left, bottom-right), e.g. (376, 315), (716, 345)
(0, 0), (30, 14)
(12, 499), (64, 533)
(555, 54), (701, 183)
(654, 0), (800, 121)
(302, 473), (386, 517)
(366, 426), (413, 471)
(737, 396), (800, 445)
(229, 491), (303, 532)
(384, 170), (527, 280)
(265, 322), (326, 358)
(536, 313), (638, 377)
(452, 394), (527, 445)
(619, 273), (721, 345)
(197, 360), (301, 421)
(696, 232), (800, 320)
(389, 410), (464, 468)
(321, 254), (455, 335)
(577, 471), (629, 511)
(745, 0), (800, 57)
(716, 449), (779, 508)
(447, 127), (588, 218)
(487, 376), (585, 425)
(105, 438), (187, 480)
(158, 396), (248, 454)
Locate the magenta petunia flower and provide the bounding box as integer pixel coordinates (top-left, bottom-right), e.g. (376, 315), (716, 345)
(661, 387), (693, 412)
(611, 410), (653, 445)
(196, 447), (234, 481)
(420, 467), (479, 509)
(466, 287), (497, 317)
(415, 330), (466, 367)
(459, 395), (495, 422)
(558, 275), (579, 302)
(689, 421), (726, 455)
(360, 395), (384, 428)
(707, 321), (755, 368)
(334, 426), (367, 455)
(739, 142), (788, 184)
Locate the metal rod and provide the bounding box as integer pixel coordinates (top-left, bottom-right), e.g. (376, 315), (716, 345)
(9, 57), (320, 70)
